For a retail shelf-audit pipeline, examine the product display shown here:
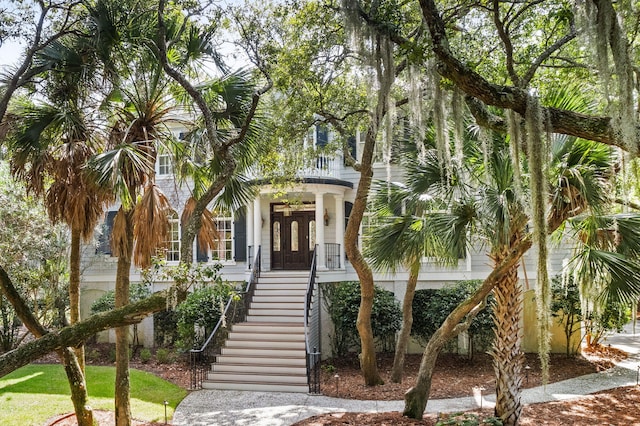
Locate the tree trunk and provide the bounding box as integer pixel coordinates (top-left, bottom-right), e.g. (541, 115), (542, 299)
(60, 347), (94, 426)
(69, 227), (85, 372)
(115, 211), (134, 426)
(403, 240), (531, 419)
(344, 140), (383, 386)
(490, 252), (523, 426)
(391, 266), (418, 383)
(0, 263), (94, 425)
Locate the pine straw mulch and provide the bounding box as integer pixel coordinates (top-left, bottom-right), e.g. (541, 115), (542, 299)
(295, 344), (633, 425)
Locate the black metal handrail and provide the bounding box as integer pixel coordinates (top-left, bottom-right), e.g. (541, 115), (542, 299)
(189, 246), (261, 390)
(304, 246), (321, 394)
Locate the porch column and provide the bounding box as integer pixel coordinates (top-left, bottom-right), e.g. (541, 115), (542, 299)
(246, 202), (254, 267)
(253, 196), (262, 257)
(315, 192), (327, 269)
(334, 194), (345, 269)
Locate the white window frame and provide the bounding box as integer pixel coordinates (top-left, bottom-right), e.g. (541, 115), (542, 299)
(165, 211), (180, 262)
(157, 152), (173, 176)
(209, 210), (234, 263)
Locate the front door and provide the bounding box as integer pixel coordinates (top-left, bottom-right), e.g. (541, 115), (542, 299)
(271, 208), (316, 270)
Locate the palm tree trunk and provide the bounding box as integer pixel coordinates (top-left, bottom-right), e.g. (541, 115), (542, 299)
(403, 240), (530, 419)
(391, 267), (418, 383)
(69, 227), (85, 372)
(490, 256), (523, 426)
(115, 211), (134, 426)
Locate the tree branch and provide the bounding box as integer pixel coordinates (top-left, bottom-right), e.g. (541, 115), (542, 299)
(418, 0), (626, 150)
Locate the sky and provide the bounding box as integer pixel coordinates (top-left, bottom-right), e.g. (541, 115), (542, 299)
(0, 39), (23, 68)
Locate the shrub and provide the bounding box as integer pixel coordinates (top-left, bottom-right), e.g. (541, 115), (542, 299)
(412, 280), (494, 356)
(139, 348), (152, 363)
(551, 275), (582, 355)
(156, 348), (171, 364)
(322, 281), (401, 356)
(153, 309), (179, 347)
(175, 285), (232, 351)
(584, 300), (631, 347)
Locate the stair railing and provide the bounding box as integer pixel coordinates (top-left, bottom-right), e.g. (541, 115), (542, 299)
(304, 246), (322, 394)
(189, 246), (261, 390)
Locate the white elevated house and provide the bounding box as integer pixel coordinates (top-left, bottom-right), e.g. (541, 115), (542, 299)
(80, 125), (570, 392)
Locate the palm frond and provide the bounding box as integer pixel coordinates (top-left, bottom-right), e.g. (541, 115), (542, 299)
(133, 184), (172, 269)
(87, 143), (155, 209)
(570, 246), (640, 305)
(181, 197), (221, 255)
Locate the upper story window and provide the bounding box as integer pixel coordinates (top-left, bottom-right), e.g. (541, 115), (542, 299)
(157, 153), (173, 176)
(166, 211), (180, 262)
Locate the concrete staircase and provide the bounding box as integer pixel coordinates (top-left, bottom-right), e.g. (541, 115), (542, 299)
(202, 272), (309, 393)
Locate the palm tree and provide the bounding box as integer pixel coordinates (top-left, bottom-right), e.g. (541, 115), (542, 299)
(401, 128), (640, 425)
(6, 33), (113, 426)
(89, 59), (177, 426)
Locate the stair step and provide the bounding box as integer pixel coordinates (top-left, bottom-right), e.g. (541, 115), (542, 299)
(254, 289), (307, 297)
(247, 315), (304, 323)
(221, 347), (304, 357)
(257, 276), (308, 283)
(202, 380), (308, 393)
(228, 331), (305, 341)
(252, 295), (306, 303)
(212, 363), (307, 375)
(250, 302), (304, 310)
(225, 339), (306, 349)
(248, 308), (304, 316)
(231, 322), (305, 333)
(215, 354), (307, 366)
(255, 283), (308, 289)
(207, 372), (307, 384)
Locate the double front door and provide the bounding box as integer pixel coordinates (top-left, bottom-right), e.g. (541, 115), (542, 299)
(271, 208), (316, 270)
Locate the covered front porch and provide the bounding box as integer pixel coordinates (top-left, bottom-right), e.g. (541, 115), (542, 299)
(246, 179), (353, 273)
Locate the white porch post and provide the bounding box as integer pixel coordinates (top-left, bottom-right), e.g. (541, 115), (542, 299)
(315, 192), (326, 269)
(334, 194), (345, 269)
(247, 202), (254, 267)
(253, 196), (262, 257)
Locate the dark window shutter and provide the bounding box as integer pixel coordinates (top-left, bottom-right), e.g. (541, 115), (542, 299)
(344, 201), (353, 230)
(96, 211), (117, 255)
(234, 207), (247, 262)
(316, 125), (328, 148)
(344, 136), (357, 165)
(196, 236), (209, 263)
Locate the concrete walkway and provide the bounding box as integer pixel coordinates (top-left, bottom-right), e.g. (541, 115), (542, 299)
(172, 324), (640, 425)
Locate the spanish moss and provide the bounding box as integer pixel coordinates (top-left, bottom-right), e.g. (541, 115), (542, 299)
(525, 94), (551, 385)
(432, 67), (451, 181)
(506, 109), (524, 201)
(451, 87), (464, 166)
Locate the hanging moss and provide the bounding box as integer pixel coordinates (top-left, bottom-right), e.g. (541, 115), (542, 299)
(506, 110), (524, 201)
(525, 94), (551, 385)
(451, 87), (465, 166)
(478, 126), (492, 173)
(580, 0), (637, 152)
(408, 64), (427, 163)
(432, 67), (451, 180)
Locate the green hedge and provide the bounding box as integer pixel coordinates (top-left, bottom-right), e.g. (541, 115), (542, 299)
(323, 281), (401, 356)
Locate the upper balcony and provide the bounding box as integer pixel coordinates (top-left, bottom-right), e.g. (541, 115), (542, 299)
(247, 150), (345, 181)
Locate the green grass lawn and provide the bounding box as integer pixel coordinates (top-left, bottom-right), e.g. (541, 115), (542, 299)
(0, 364), (188, 426)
